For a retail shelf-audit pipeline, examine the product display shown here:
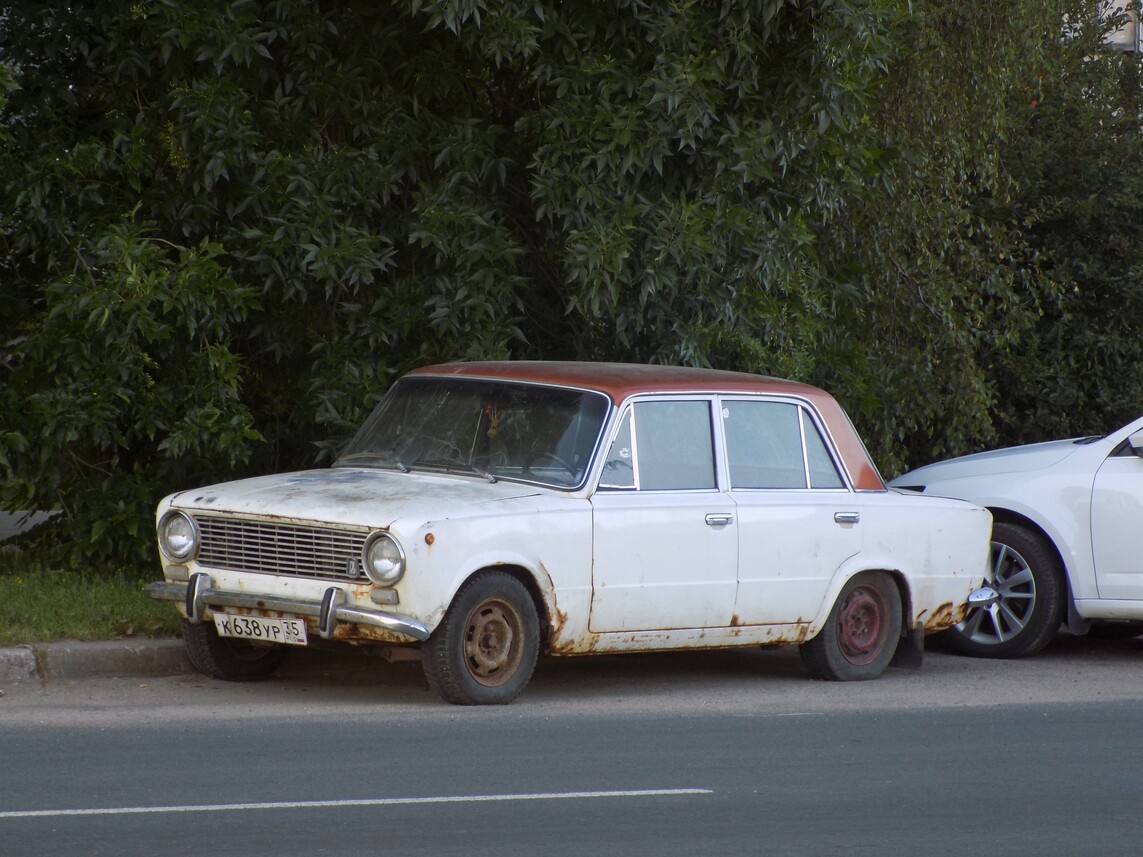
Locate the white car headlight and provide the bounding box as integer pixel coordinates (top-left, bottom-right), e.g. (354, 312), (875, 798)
(363, 532), (406, 586)
(158, 510), (199, 562)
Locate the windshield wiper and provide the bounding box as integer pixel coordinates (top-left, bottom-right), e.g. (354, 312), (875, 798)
(411, 457), (498, 483)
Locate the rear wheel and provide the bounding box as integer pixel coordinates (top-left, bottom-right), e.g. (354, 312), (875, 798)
(423, 572), (540, 705)
(800, 572), (902, 681)
(946, 521), (1064, 658)
(183, 619), (288, 682)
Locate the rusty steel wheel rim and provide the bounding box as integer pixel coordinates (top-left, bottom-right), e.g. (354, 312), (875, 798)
(837, 585), (888, 666)
(463, 597), (524, 687)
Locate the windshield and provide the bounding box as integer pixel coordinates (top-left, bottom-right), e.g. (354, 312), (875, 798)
(335, 376), (611, 488)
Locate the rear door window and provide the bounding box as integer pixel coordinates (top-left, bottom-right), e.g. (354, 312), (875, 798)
(722, 399), (844, 490)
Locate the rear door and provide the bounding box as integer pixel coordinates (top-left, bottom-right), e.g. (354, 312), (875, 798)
(722, 397), (862, 625)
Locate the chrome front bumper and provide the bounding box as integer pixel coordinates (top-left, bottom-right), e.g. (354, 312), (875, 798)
(144, 573), (431, 642)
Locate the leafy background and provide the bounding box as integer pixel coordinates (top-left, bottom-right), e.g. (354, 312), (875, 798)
(3, 0), (1143, 566)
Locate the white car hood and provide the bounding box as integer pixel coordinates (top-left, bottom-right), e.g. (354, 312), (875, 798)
(167, 467), (545, 529)
(893, 437), (1091, 486)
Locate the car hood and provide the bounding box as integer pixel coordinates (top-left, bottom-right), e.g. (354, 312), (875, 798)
(165, 468), (547, 529)
(892, 437), (1091, 487)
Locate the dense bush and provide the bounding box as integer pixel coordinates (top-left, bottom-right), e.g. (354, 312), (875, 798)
(1, 0), (1141, 566)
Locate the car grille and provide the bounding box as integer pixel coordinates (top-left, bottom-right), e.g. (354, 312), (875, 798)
(195, 515), (370, 581)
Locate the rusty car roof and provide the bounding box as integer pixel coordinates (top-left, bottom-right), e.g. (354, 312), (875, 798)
(407, 361), (885, 491)
(409, 361), (818, 399)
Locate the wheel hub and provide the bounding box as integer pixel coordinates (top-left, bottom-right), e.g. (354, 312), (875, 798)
(464, 600), (522, 685)
(837, 586), (886, 665)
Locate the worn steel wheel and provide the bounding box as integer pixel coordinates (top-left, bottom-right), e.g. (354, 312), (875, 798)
(183, 619), (288, 682)
(946, 521), (1064, 658)
(423, 572), (540, 705)
(800, 572), (902, 681)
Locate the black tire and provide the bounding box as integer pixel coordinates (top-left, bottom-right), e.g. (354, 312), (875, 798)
(183, 619), (288, 682)
(946, 521), (1064, 658)
(423, 572), (540, 705)
(800, 571), (902, 681)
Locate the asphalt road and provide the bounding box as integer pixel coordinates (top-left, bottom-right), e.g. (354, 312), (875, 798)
(3, 634), (1143, 856)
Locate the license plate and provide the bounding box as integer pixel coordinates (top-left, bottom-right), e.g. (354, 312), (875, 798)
(213, 613), (308, 646)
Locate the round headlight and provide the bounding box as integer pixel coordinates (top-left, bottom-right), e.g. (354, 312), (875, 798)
(158, 510), (199, 562)
(363, 532), (406, 586)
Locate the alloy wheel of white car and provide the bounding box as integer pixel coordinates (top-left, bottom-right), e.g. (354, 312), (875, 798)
(946, 521), (1065, 658)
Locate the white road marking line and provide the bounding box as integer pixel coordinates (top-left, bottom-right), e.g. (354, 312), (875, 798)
(0, 788), (713, 819)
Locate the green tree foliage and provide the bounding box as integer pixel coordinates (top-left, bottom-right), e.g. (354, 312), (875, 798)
(986, 1), (1143, 443)
(818, 1), (1064, 469)
(1, 0), (1141, 565)
(805, 0), (1143, 471)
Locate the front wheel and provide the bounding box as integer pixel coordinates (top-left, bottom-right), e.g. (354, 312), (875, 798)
(945, 521), (1064, 658)
(800, 572), (902, 681)
(423, 572), (540, 705)
(182, 619), (288, 681)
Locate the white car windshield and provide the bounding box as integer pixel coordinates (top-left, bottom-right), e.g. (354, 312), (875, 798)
(335, 376), (611, 488)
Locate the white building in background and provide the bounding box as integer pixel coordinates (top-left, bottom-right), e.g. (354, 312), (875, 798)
(1104, 0), (1141, 52)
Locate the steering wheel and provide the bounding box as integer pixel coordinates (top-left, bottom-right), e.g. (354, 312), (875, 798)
(523, 451), (578, 479)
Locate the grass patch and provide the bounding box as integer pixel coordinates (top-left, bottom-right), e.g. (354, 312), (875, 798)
(0, 550), (182, 646)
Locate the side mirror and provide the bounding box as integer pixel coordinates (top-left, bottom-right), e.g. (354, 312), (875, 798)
(1129, 431), (1143, 458)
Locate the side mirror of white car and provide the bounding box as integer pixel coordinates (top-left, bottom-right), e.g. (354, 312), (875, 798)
(1129, 430), (1143, 458)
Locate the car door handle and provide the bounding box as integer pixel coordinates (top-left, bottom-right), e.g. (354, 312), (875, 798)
(834, 512), (860, 525)
(705, 513), (734, 527)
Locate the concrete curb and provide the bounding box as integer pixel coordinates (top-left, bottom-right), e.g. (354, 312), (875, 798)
(0, 646), (37, 683)
(0, 639), (190, 684)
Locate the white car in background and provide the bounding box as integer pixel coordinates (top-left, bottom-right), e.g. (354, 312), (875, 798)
(147, 362), (993, 704)
(891, 416), (1143, 657)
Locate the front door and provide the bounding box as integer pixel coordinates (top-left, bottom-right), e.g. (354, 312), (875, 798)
(589, 399), (738, 632)
(1091, 451), (1143, 600)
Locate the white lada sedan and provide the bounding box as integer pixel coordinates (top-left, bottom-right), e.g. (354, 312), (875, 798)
(147, 362), (993, 704)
